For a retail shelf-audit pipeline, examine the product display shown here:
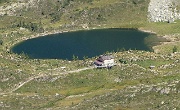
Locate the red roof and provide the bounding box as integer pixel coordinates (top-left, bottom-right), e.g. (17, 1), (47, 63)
(97, 55), (114, 61)
(94, 60), (103, 65)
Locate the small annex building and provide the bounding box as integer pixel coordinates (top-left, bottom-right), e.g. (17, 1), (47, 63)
(94, 55), (115, 68)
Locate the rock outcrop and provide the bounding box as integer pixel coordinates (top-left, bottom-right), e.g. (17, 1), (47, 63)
(148, 0), (180, 22)
(0, 0), (39, 16)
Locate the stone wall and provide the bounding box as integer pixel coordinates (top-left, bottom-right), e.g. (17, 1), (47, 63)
(148, 0), (180, 22)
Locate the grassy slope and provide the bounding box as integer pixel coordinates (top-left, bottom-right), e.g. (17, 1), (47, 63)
(0, 0), (180, 110)
(1, 51), (179, 110)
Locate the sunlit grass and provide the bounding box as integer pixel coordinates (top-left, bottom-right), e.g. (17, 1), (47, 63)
(143, 20), (180, 35)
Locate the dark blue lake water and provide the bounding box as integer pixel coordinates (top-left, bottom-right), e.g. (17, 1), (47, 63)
(12, 29), (155, 60)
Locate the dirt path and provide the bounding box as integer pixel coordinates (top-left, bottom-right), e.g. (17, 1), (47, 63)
(10, 74), (46, 93)
(0, 67), (94, 95)
(58, 67), (94, 75)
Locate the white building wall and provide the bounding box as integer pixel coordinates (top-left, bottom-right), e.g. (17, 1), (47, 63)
(104, 59), (114, 67)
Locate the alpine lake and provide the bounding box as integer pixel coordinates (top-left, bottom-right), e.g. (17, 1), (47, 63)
(12, 28), (162, 60)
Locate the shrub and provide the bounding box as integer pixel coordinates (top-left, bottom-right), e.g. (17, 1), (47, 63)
(0, 40), (3, 45)
(173, 46), (178, 53)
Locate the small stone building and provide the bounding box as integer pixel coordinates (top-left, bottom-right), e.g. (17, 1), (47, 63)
(94, 55), (115, 68)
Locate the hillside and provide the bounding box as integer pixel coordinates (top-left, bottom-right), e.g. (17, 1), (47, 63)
(0, 0), (150, 30)
(0, 0), (180, 110)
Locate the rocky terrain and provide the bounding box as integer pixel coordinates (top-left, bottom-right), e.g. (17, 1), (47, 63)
(0, 0), (38, 16)
(1, 0), (180, 23)
(148, 0), (180, 22)
(0, 50), (179, 110)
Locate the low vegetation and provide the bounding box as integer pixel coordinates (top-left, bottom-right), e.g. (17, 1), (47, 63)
(0, 0), (180, 110)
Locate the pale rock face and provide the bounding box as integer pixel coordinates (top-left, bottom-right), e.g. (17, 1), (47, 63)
(148, 0), (180, 22)
(0, 0), (39, 16)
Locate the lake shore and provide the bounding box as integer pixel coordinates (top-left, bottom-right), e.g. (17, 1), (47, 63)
(138, 27), (180, 53)
(2, 26), (179, 60)
(12, 28), (153, 60)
